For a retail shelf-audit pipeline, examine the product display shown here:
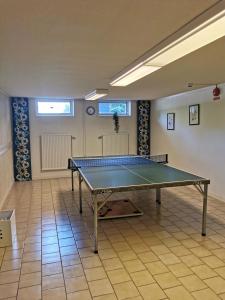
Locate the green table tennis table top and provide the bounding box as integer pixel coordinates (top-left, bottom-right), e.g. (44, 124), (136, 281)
(73, 157), (210, 194)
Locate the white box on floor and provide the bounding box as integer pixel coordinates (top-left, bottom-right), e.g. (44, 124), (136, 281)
(0, 210), (16, 247)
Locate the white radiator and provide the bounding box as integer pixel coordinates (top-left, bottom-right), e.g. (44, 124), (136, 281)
(41, 134), (72, 171)
(100, 133), (129, 156)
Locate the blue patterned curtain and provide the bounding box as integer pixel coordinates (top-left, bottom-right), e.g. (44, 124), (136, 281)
(11, 97), (32, 181)
(137, 100), (151, 156)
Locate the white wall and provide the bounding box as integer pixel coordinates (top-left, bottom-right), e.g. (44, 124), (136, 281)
(29, 99), (137, 179)
(151, 84), (225, 201)
(0, 92), (14, 208)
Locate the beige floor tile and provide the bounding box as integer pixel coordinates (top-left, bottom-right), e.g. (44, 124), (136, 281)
(191, 265), (217, 279)
(155, 231), (172, 240)
(0, 282), (18, 299)
(21, 261), (41, 274)
(42, 286), (66, 300)
(123, 259), (145, 273)
(65, 275), (88, 293)
(215, 266), (225, 278)
(169, 263), (193, 277)
(98, 248), (117, 260)
(82, 256), (102, 269)
(107, 268), (130, 284)
(162, 237), (181, 248)
(102, 257), (123, 271)
(190, 247), (212, 258)
(145, 261), (168, 275)
(179, 274), (207, 292)
(130, 270), (154, 286)
(112, 241), (131, 251)
(61, 254), (81, 267)
(17, 285), (41, 300)
(151, 245), (171, 255)
(204, 276), (225, 294)
(212, 248), (225, 260)
(0, 258), (21, 271)
(158, 253), (181, 265)
(89, 278), (113, 297)
(165, 285), (194, 300)
(170, 245), (191, 256)
(42, 252), (61, 264)
(138, 251), (158, 263)
(180, 254), (202, 267)
(85, 267), (107, 281)
(200, 240), (220, 250)
(22, 250), (41, 262)
(93, 294), (117, 300)
(131, 242), (150, 253)
(0, 269), (20, 284)
(118, 250), (137, 261)
(4, 248), (23, 260)
(192, 288), (220, 300)
(138, 282), (166, 299)
(67, 289), (92, 300)
(63, 264), (84, 278)
(172, 232), (189, 241)
(181, 239), (199, 249)
(19, 271), (41, 288)
(201, 255), (225, 268)
(154, 272), (181, 289)
(42, 273), (64, 290)
(42, 262), (62, 276)
(113, 281), (140, 299)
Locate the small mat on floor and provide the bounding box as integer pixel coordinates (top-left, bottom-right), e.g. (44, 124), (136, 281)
(98, 199), (143, 219)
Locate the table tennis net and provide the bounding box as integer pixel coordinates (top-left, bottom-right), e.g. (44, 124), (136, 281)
(69, 154), (168, 169)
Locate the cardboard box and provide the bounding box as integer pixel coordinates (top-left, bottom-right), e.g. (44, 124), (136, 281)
(0, 210), (16, 247)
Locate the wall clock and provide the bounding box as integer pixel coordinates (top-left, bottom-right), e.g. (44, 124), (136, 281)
(86, 106), (95, 115)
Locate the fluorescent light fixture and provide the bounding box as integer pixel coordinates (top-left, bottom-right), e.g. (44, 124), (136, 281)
(110, 65), (161, 87)
(111, 6), (225, 86)
(85, 89), (108, 100)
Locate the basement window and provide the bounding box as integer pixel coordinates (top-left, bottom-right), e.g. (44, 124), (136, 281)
(98, 101), (131, 116)
(35, 99), (74, 116)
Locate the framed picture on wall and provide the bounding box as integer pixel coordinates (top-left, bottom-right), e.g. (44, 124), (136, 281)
(189, 104), (200, 125)
(167, 113), (175, 130)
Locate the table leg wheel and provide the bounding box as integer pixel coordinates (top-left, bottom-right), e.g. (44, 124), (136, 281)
(94, 250), (98, 254)
(202, 233), (206, 236)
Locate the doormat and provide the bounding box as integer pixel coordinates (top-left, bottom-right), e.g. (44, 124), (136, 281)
(98, 199), (143, 220)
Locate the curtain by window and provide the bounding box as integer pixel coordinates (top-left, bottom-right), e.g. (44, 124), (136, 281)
(11, 97), (32, 181)
(137, 100), (151, 156)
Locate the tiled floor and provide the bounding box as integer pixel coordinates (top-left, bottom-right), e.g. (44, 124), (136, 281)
(1, 178), (225, 299)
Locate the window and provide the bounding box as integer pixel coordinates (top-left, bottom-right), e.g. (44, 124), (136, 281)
(98, 101), (131, 116)
(36, 99), (74, 116)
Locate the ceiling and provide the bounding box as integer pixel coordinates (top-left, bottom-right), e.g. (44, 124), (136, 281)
(0, 0), (224, 100)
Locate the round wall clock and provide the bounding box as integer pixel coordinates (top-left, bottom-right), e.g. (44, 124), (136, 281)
(86, 106), (95, 115)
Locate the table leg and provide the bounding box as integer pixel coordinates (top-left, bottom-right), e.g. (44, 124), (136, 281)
(93, 195), (98, 253)
(71, 170), (74, 191)
(79, 174), (82, 214)
(202, 183), (208, 236)
(156, 188), (161, 205)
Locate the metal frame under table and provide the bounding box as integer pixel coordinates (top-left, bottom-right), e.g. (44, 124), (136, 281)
(69, 155), (210, 253)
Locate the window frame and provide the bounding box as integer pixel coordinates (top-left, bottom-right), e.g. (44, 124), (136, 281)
(97, 100), (131, 117)
(35, 99), (74, 117)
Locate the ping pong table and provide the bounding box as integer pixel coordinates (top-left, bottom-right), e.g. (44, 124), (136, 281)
(68, 155), (210, 253)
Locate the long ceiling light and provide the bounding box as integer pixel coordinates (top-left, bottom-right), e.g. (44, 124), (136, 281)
(85, 89), (108, 100)
(110, 5), (225, 86)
